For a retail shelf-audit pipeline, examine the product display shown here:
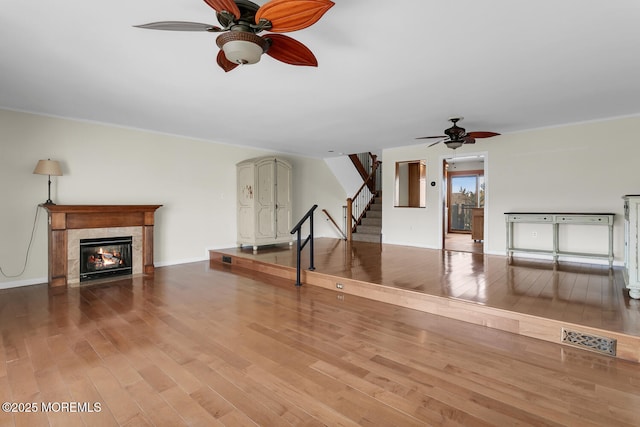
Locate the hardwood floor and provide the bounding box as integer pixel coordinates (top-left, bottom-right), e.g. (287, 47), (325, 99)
(212, 239), (640, 336)
(211, 239), (640, 363)
(444, 232), (483, 254)
(2, 257), (640, 425)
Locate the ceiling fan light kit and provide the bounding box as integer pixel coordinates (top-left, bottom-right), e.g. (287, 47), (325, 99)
(216, 31), (268, 64)
(445, 141), (464, 150)
(416, 117), (501, 150)
(136, 0), (334, 72)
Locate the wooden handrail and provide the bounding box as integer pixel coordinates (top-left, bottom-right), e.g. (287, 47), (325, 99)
(322, 209), (347, 240)
(349, 153), (379, 193)
(349, 154), (369, 183)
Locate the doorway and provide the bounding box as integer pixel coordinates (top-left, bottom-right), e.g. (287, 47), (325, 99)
(441, 154), (486, 254)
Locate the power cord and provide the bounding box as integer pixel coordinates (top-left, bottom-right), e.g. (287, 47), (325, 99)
(0, 205), (41, 278)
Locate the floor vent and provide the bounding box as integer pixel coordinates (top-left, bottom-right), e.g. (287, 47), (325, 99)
(561, 328), (616, 356)
(222, 255), (232, 264)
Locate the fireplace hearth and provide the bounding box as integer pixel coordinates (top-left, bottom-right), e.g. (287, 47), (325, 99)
(80, 236), (132, 282)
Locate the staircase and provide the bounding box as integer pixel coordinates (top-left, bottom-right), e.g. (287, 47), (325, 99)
(351, 192), (382, 243)
(342, 152), (382, 243)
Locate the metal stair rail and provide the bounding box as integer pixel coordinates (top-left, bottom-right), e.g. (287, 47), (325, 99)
(290, 204), (318, 286)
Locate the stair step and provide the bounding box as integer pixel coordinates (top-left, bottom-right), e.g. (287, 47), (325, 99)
(351, 233), (382, 243)
(356, 225), (381, 234)
(366, 210), (381, 219)
(361, 217), (381, 226)
(351, 192), (382, 244)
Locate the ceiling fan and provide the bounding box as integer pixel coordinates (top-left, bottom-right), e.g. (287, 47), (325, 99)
(416, 117), (500, 149)
(135, 0), (334, 72)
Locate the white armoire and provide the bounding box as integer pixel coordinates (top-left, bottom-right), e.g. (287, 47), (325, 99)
(623, 195), (640, 299)
(237, 157), (292, 250)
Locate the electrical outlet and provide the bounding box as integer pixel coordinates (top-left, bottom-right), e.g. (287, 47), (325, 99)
(336, 283), (344, 289)
(532, 231), (538, 238)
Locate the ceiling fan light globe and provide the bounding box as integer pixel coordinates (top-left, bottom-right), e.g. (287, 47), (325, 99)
(216, 32), (268, 65)
(445, 141), (463, 149)
(223, 40), (263, 64)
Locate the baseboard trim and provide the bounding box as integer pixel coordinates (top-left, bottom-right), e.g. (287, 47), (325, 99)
(155, 257), (208, 268)
(0, 277), (48, 289)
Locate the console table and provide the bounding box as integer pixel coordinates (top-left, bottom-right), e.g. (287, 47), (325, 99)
(623, 196), (640, 299)
(505, 213), (614, 268)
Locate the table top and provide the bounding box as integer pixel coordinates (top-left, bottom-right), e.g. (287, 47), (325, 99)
(504, 212), (615, 216)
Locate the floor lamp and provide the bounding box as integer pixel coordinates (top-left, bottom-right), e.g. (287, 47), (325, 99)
(33, 159), (63, 205)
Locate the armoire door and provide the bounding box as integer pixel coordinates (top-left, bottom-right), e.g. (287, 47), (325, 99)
(275, 160), (292, 238)
(255, 159), (276, 239)
(237, 164), (255, 241)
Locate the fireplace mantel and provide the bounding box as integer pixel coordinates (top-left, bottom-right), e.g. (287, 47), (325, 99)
(42, 205), (162, 288)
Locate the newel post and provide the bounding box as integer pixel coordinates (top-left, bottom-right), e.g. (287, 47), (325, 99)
(346, 198), (353, 241)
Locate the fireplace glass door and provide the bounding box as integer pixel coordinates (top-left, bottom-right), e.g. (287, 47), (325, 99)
(80, 236), (133, 282)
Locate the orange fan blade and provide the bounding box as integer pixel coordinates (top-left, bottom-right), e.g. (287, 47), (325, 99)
(265, 34), (318, 66)
(255, 0), (334, 33)
(466, 131), (500, 138)
(217, 50), (239, 72)
(203, 0), (241, 19)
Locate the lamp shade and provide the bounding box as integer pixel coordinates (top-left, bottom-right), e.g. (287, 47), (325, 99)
(216, 32), (268, 65)
(223, 40), (264, 64)
(33, 159), (62, 176)
(445, 141), (464, 150)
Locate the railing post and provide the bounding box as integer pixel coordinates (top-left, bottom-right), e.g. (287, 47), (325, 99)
(370, 154), (377, 193)
(290, 204), (318, 287)
(346, 198), (353, 241)
(309, 213), (315, 271)
(296, 230), (302, 286)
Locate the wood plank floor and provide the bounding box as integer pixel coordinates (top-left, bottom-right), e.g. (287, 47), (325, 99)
(1, 262), (640, 426)
(212, 238), (640, 335)
(210, 238), (640, 363)
(444, 233), (483, 254)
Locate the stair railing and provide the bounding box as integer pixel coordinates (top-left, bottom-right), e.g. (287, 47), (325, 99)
(322, 209), (347, 240)
(346, 160), (380, 240)
(349, 153), (379, 193)
(290, 204), (318, 286)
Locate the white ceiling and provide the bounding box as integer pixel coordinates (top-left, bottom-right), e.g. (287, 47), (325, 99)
(1, 1), (639, 158)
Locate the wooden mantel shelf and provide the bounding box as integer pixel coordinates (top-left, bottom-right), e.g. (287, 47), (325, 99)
(43, 204), (163, 213)
(42, 205), (162, 288)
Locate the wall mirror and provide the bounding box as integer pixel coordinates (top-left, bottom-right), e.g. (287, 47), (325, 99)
(394, 160), (426, 207)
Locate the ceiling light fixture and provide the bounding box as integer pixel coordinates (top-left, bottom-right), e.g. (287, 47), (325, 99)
(135, 0), (334, 72)
(444, 141), (464, 150)
(216, 31), (269, 64)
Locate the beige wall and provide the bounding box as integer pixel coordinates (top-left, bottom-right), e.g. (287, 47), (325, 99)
(0, 109), (346, 288)
(383, 115), (640, 263)
(5, 107), (635, 287)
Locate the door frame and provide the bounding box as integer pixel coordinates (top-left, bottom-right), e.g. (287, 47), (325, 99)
(447, 169), (484, 234)
(438, 151), (489, 252)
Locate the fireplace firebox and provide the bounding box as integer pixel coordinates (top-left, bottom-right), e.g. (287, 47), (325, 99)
(80, 236), (133, 282)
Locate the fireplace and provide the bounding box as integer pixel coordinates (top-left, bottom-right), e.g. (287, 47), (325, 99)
(42, 205), (161, 288)
(80, 236), (133, 282)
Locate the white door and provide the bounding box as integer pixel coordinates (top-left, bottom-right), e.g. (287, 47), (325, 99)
(275, 160), (292, 238)
(255, 159), (276, 239)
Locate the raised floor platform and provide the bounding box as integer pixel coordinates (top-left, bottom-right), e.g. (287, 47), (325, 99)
(210, 238), (640, 363)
